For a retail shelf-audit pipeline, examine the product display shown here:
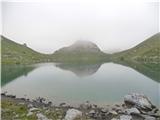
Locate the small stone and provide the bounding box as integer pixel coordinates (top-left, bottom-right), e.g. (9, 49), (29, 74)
(59, 102), (69, 107)
(101, 108), (108, 113)
(27, 111), (33, 116)
(89, 110), (96, 114)
(108, 110), (118, 115)
(29, 107), (39, 112)
(27, 104), (33, 108)
(15, 114), (19, 118)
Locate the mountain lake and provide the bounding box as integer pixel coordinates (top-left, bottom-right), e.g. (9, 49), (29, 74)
(1, 62), (160, 107)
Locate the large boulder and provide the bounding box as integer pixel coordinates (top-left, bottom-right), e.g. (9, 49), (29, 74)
(124, 93), (154, 110)
(64, 109), (82, 120)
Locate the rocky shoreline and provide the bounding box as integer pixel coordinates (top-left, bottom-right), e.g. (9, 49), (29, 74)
(1, 93), (160, 120)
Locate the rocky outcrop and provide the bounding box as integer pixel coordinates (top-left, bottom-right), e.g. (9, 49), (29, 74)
(124, 93), (154, 110)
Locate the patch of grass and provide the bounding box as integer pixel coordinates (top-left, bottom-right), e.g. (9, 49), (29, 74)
(1, 100), (37, 120)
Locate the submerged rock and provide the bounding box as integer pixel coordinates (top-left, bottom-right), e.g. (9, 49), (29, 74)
(124, 93), (153, 110)
(64, 109), (82, 120)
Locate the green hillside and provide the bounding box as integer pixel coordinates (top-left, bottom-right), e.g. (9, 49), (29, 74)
(1, 36), (51, 64)
(112, 33), (160, 63)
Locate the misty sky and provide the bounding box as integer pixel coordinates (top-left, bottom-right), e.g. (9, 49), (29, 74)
(1, 0), (159, 53)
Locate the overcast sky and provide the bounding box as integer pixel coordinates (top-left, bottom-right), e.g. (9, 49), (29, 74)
(1, 0), (159, 53)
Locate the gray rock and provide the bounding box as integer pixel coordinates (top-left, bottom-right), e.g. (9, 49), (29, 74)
(125, 107), (140, 115)
(27, 103), (33, 108)
(64, 109), (82, 120)
(101, 108), (108, 113)
(89, 110), (96, 114)
(124, 93), (153, 110)
(120, 115), (132, 120)
(108, 110), (118, 115)
(89, 110), (96, 118)
(80, 101), (92, 110)
(142, 115), (156, 120)
(59, 102), (69, 107)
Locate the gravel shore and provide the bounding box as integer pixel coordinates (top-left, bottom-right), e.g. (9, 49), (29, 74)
(1, 93), (160, 120)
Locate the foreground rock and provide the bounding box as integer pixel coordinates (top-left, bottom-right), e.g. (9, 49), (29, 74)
(64, 109), (82, 120)
(124, 93), (154, 110)
(1, 93), (160, 120)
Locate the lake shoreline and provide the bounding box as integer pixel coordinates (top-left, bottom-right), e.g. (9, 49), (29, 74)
(1, 93), (160, 120)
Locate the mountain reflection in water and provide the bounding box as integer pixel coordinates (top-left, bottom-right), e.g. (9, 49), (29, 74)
(1, 61), (160, 87)
(55, 63), (102, 77)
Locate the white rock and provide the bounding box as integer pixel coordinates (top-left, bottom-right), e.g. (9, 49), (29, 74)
(64, 109), (82, 120)
(29, 107), (39, 112)
(108, 110), (118, 115)
(120, 115), (132, 120)
(27, 111), (33, 116)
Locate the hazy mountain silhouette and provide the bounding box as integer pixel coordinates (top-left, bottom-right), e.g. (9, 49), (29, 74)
(55, 63), (103, 77)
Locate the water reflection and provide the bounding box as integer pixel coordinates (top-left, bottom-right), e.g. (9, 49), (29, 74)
(55, 61), (160, 82)
(1, 61), (159, 87)
(55, 63), (102, 77)
(1, 62), (159, 106)
(114, 61), (160, 83)
(1, 65), (36, 86)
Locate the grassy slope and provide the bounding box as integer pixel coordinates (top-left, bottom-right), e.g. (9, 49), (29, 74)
(1, 36), (51, 64)
(112, 33), (160, 62)
(52, 51), (110, 63)
(2, 33), (159, 64)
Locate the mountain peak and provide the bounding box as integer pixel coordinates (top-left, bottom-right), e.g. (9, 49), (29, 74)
(69, 40), (101, 52)
(73, 40), (94, 45)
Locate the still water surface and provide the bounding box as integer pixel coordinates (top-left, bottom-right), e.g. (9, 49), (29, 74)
(2, 62), (160, 106)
